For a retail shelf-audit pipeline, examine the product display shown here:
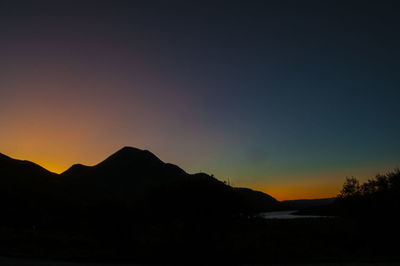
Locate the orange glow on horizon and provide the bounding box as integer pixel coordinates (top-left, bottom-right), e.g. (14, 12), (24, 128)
(258, 186), (339, 201)
(30, 160), (69, 174)
(3, 151), (340, 201)
(2, 150), (340, 200)
(239, 165), (395, 201)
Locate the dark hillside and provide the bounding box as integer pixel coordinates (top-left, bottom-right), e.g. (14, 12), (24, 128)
(0, 148), (280, 229)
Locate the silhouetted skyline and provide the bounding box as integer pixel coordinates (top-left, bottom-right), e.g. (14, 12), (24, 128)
(1, 0), (399, 200)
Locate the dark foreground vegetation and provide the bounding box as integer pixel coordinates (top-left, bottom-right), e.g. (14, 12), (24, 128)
(297, 169), (400, 219)
(1, 215), (399, 264)
(1, 148), (399, 264)
(336, 169), (400, 218)
(293, 169), (400, 263)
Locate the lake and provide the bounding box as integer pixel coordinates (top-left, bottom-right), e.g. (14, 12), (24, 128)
(259, 210), (332, 219)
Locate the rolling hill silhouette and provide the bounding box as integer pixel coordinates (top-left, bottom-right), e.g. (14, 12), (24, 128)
(3, 148), (397, 264)
(0, 147), (279, 228)
(0, 153), (66, 227)
(61, 147), (280, 215)
(61, 147), (188, 197)
(0, 152), (57, 182)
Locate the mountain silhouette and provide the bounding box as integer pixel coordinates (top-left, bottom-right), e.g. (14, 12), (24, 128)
(0, 147), (280, 228)
(62, 146), (280, 215)
(0, 152), (59, 198)
(61, 147), (188, 197)
(0, 153), (66, 227)
(0, 152), (56, 181)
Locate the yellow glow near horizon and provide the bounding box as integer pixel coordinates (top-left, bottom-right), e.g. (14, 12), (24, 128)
(259, 186), (339, 201)
(2, 150), (340, 200)
(1, 149), (390, 201)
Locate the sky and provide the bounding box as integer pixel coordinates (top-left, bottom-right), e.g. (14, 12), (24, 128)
(1, 0), (399, 200)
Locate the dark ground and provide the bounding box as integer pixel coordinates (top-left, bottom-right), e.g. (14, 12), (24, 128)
(0, 257), (399, 266)
(1, 217), (399, 265)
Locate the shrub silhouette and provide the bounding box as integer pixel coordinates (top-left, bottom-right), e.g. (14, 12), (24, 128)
(337, 169), (400, 219)
(338, 177), (360, 199)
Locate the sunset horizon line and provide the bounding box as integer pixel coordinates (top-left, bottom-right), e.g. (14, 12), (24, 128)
(1, 146), (340, 201)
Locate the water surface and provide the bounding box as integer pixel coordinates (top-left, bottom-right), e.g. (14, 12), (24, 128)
(260, 210), (331, 219)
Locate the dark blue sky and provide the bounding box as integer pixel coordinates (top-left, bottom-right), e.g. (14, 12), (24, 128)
(1, 0), (399, 199)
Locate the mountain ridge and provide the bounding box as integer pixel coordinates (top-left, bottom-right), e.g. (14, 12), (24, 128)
(0, 147), (281, 224)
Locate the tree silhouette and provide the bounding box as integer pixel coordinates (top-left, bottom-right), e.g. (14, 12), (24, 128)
(338, 177), (360, 198)
(337, 169), (400, 219)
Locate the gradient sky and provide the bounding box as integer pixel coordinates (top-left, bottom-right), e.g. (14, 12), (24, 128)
(1, 0), (399, 200)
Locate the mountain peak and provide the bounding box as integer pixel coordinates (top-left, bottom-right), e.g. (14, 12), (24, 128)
(118, 146), (143, 153)
(62, 147), (164, 177)
(100, 146), (163, 167)
(113, 146), (154, 157)
(61, 163), (89, 176)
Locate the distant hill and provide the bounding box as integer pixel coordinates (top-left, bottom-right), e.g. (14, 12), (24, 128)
(61, 147), (188, 197)
(0, 152), (57, 182)
(281, 198), (336, 210)
(0, 152), (66, 227)
(0, 147), (280, 228)
(61, 147), (280, 215)
(0, 152), (59, 206)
